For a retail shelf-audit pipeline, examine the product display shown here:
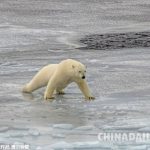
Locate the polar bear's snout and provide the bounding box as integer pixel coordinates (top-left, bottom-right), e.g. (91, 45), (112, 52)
(82, 75), (85, 79)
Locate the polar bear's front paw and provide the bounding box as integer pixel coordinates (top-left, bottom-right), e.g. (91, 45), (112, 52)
(57, 90), (65, 95)
(85, 96), (95, 101)
(44, 96), (55, 101)
(44, 93), (55, 100)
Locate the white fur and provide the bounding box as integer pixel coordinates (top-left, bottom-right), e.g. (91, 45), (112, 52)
(22, 59), (95, 100)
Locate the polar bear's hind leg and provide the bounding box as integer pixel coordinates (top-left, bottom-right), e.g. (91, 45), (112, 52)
(22, 64), (57, 93)
(22, 79), (46, 93)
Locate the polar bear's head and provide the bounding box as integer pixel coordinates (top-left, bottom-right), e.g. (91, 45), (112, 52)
(72, 62), (86, 80)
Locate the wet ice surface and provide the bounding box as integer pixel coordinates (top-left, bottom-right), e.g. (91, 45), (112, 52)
(1, 0), (150, 149)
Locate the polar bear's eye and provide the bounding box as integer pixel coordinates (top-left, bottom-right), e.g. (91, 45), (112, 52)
(79, 71), (81, 73)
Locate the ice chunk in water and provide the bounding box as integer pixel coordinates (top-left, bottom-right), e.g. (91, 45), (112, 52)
(51, 133), (66, 138)
(52, 124), (74, 130)
(138, 127), (150, 132)
(50, 141), (110, 149)
(29, 129), (40, 136)
(50, 141), (72, 149)
(75, 126), (94, 131)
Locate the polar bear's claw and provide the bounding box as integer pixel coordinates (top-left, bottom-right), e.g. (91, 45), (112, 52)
(86, 96), (95, 101)
(45, 96), (55, 100)
(44, 92), (55, 100)
(57, 91), (65, 95)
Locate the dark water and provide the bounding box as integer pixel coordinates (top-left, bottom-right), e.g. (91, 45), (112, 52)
(79, 31), (150, 50)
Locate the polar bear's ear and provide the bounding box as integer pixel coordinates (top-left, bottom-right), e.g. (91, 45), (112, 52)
(72, 65), (75, 69)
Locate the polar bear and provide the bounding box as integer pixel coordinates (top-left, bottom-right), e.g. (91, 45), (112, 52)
(22, 59), (95, 100)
